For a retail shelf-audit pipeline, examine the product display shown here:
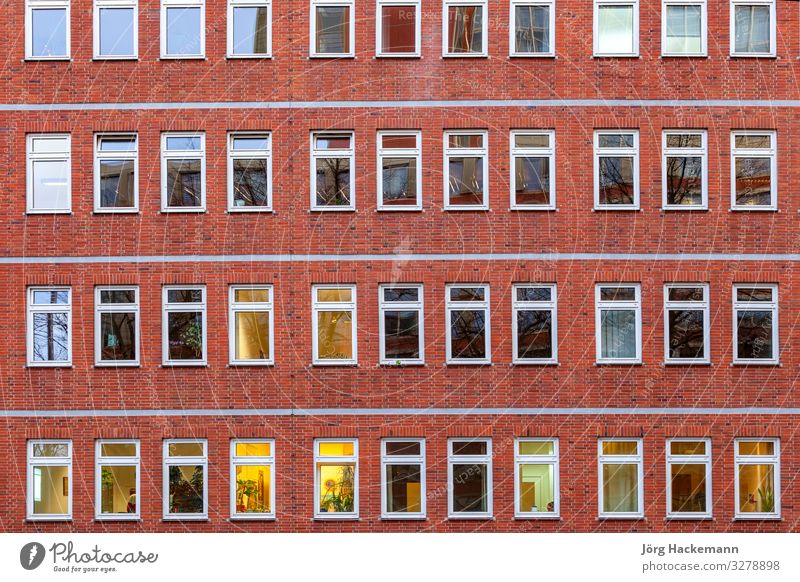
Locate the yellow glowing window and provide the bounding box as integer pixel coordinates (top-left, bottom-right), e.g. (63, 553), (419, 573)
(101, 443), (137, 457)
(234, 288), (270, 303)
(601, 441), (639, 455)
(234, 465), (272, 514)
(316, 311), (353, 359)
(168, 442), (204, 457)
(669, 441), (706, 455)
(235, 442), (272, 457)
(317, 288), (353, 303)
(319, 441), (355, 457)
(738, 441), (775, 456)
(518, 441), (555, 455)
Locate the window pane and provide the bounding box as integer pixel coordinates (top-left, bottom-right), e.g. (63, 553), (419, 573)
(602, 441), (638, 455)
(447, 6), (483, 53)
(386, 464), (422, 512)
(448, 134), (483, 148)
(382, 157), (417, 206)
(234, 311), (270, 360)
(450, 309), (487, 359)
(381, 5), (416, 53)
(514, 5), (550, 53)
(167, 289), (202, 303)
(315, 6), (350, 54)
(317, 288), (352, 302)
(666, 156), (702, 205)
(451, 463), (488, 512)
(598, 134), (634, 148)
(735, 135), (770, 149)
(385, 441), (421, 456)
(99, 159), (135, 208)
(232, 6), (269, 55)
(100, 465), (137, 514)
(453, 441), (487, 455)
(667, 310), (704, 359)
(166, 7), (202, 55)
(166, 159), (202, 207)
(739, 441), (775, 456)
(319, 442), (355, 456)
(99, 138), (136, 152)
(735, 158), (771, 206)
(167, 311), (204, 360)
(32, 290), (69, 305)
(600, 309), (636, 359)
(666, 134), (702, 148)
(100, 312), (137, 361)
(232, 136), (269, 150)
(665, 5), (702, 53)
(234, 464), (271, 513)
(101, 443), (137, 456)
(734, 5), (770, 53)
(235, 442), (272, 456)
(168, 465), (204, 514)
(736, 310), (773, 359)
(100, 289), (136, 304)
(383, 288), (419, 302)
(315, 135), (351, 149)
(383, 310), (420, 359)
(382, 134), (417, 149)
(515, 134), (550, 148)
(232, 158), (269, 207)
(668, 287), (704, 302)
(31, 465), (69, 514)
(738, 464), (775, 513)
(33, 443), (68, 457)
(99, 8), (135, 56)
(514, 156), (551, 205)
(602, 463), (638, 512)
(168, 442), (204, 456)
(516, 309), (553, 359)
(516, 287), (552, 302)
(31, 9), (68, 57)
(166, 136), (202, 150)
(597, 5), (634, 53)
(316, 311), (353, 359)
(519, 463), (556, 512)
(519, 441), (555, 455)
(448, 157), (484, 205)
(315, 158), (351, 206)
(670, 441), (706, 455)
(450, 287), (485, 301)
(234, 289), (270, 303)
(32, 159), (70, 210)
(736, 287), (773, 302)
(318, 463), (355, 512)
(32, 312), (69, 362)
(670, 463), (706, 513)
(598, 156), (634, 204)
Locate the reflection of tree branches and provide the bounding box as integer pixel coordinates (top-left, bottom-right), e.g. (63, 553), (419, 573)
(599, 157), (633, 204)
(233, 160), (268, 206)
(316, 158), (350, 206)
(383, 162), (411, 201)
(517, 311), (552, 358)
(32, 313), (69, 361)
(666, 157), (701, 205)
(451, 310), (486, 358)
(668, 311), (704, 358)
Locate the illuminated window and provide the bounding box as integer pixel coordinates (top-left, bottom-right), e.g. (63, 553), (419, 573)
(311, 132), (355, 210)
(96, 440), (140, 520)
(511, 131), (555, 209)
(664, 284), (709, 364)
(161, 132), (205, 211)
(446, 284), (490, 364)
(27, 287), (72, 366)
(444, 131), (488, 209)
(228, 133), (271, 211)
(230, 440), (275, 519)
(377, 131), (421, 210)
(312, 285), (356, 364)
(515, 439), (559, 518)
(95, 134), (138, 212)
(733, 284), (778, 364)
(512, 284), (557, 364)
(26, 0), (70, 59)
(163, 439), (208, 519)
(594, 0), (638, 56)
(94, 0), (137, 59)
(311, 0), (354, 57)
(377, 0), (420, 56)
(598, 439), (643, 518)
(595, 284), (641, 364)
(594, 130), (639, 209)
(666, 439), (711, 518)
(161, 0), (204, 58)
(228, 0), (271, 57)
(662, 131), (707, 209)
(163, 286), (207, 365)
(27, 134), (71, 214)
(448, 438), (492, 518)
(229, 285), (274, 364)
(314, 439), (358, 518)
(731, 131), (776, 210)
(662, 1), (706, 56)
(381, 439), (425, 518)
(95, 286), (139, 366)
(379, 285), (423, 364)
(510, 0), (554, 56)
(28, 440), (71, 520)
(735, 439), (780, 519)
(443, 0), (486, 56)
(730, 0), (775, 57)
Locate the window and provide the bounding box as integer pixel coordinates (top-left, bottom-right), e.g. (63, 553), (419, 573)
(515, 439), (559, 517)
(444, 131), (488, 209)
(446, 284), (490, 364)
(377, 0), (420, 56)
(662, 1), (706, 56)
(734, 439), (780, 519)
(95, 286), (139, 366)
(312, 285), (357, 364)
(94, 134), (138, 212)
(594, 0), (638, 56)
(311, 132), (355, 210)
(228, 133), (272, 211)
(96, 440), (140, 520)
(314, 439), (358, 518)
(510, 0), (555, 56)
(163, 440), (208, 519)
(229, 286), (274, 364)
(598, 439), (643, 518)
(594, 130), (639, 209)
(27, 441), (71, 520)
(162, 286), (207, 365)
(381, 439), (425, 518)
(311, 0), (354, 57)
(377, 131), (421, 210)
(161, 0), (204, 58)
(731, 131), (776, 210)
(731, 0), (775, 57)
(733, 284), (778, 364)
(443, 0), (487, 56)
(664, 284), (709, 364)
(26, 134), (71, 214)
(510, 130), (555, 209)
(161, 133), (205, 211)
(228, 0), (271, 57)
(512, 284), (557, 364)
(595, 284), (641, 364)
(230, 440), (275, 519)
(379, 284), (423, 364)
(27, 287), (71, 366)
(94, 0), (137, 59)
(662, 130), (707, 209)
(26, 0), (70, 59)
(666, 439), (711, 518)
(448, 438), (492, 518)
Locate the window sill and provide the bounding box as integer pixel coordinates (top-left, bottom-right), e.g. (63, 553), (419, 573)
(26, 211), (73, 215)
(732, 516), (782, 521)
(441, 54), (489, 59)
(730, 362), (781, 367)
(229, 516), (277, 521)
(445, 362), (493, 367)
(312, 516), (360, 521)
(93, 363), (141, 368)
(25, 364), (73, 369)
(729, 207), (778, 212)
(664, 516), (713, 521)
(511, 361), (559, 366)
(93, 209), (140, 215)
(592, 207), (641, 212)
(377, 207), (423, 212)
(92, 57), (138, 62)
(659, 54), (709, 59)
(226, 208), (274, 213)
(509, 206), (557, 212)
(596, 516), (645, 521)
(378, 362), (426, 367)
(513, 515), (561, 520)
(226, 55), (273, 60)
(24, 57), (72, 62)
(447, 515), (495, 521)
(160, 209), (207, 214)
(161, 516), (209, 522)
(227, 362), (275, 367)
(662, 361), (711, 367)
(594, 361), (643, 367)
(380, 515), (427, 520)
(661, 206), (709, 212)
(374, 54), (421, 59)
(508, 54), (556, 59)
(308, 208), (356, 213)
(443, 207), (490, 212)
(158, 57), (207, 61)
(160, 363), (210, 368)
(729, 54), (778, 59)
(592, 54), (640, 59)
(308, 55), (356, 60)
(25, 517), (72, 522)
(94, 517), (142, 522)
(310, 363), (360, 368)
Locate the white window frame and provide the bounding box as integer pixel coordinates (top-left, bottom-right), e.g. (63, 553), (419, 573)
(227, 132), (272, 212)
(230, 439), (276, 519)
(509, 0), (556, 57)
(26, 133), (71, 214)
(597, 438), (644, 519)
(514, 438), (560, 518)
(27, 286), (72, 367)
(730, 0), (776, 57)
(313, 438), (359, 519)
(442, 0), (488, 57)
(162, 439), (208, 520)
(593, 0), (639, 57)
(95, 439), (141, 520)
(445, 284), (491, 364)
(93, 0), (138, 59)
(310, 131), (356, 211)
(510, 130), (556, 210)
(593, 130), (639, 210)
(443, 130), (489, 210)
(662, 130), (707, 210)
(27, 440), (72, 521)
(310, 0), (355, 57)
(661, 0), (707, 57)
(311, 284), (357, 365)
(732, 283), (779, 365)
(730, 130), (777, 211)
(665, 438), (712, 519)
(380, 438), (426, 519)
(94, 133), (139, 213)
(379, 284), (424, 365)
(160, 0), (205, 59)
(663, 283), (710, 364)
(377, 130), (422, 211)
(734, 438), (780, 519)
(227, 0), (272, 58)
(161, 132), (206, 212)
(447, 438), (493, 519)
(95, 286), (140, 366)
(595, 283), (642, 364)
(512, 283), (557, 364)
(25, 0), (71, 60)
(162, 285), (208, 366)
(229, 285), (274, 365)
(376, 0), (421, 57)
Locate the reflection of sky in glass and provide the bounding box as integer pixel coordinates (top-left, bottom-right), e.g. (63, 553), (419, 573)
(597, 6), (633, 54)
(166, 7), (202, 55)
(99, 8), (135, 56)
(32, 9), (68, 57)
(233, 7), (268, 54)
